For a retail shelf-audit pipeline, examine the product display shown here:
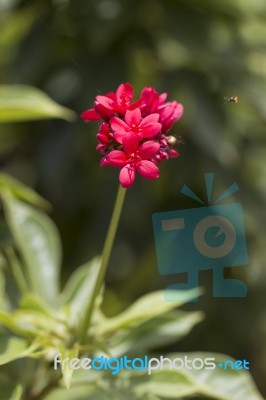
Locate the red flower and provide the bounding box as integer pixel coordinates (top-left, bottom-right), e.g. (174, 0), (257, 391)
(158, 101), (184, 133)
(81, 82), (184, 188)
(96, 83), (139, 116)
(81, 94), (115, 122)
(81, 83), (138, 122)
(140, 86), (168, 116)
(104, 135), (160, 188)
(96, 123), (114, 154)
(110, 108), (162, 143)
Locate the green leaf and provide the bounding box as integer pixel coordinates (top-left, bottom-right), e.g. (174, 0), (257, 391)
(0, 253), (5, 305)
(58, 345), (80, 389)
(119, 351), (263, 400)
(109, 310), (204, 356)
(0, 85), (76, 122)
(0, 307), (67, 339)
(97, 288), (200, 336)
(0, 336), (40, 365)
(10, 385), (23, 400)
(0, 252), (11, 311)
(0, 173), (50, 209)
(0, 295), (67, 339)
(0, 310), (38, 337)
(20, 293), (56, 318)
(60, 259), (100, 305)
(42, 387), (104, 400)
(0, 375), (23, 400)
(2, 193), (61, 308)
(61, 257), (101, 327)
(132, 370), (196, 399)
(43, 374), (140, 400)
(5, 247), (29, 295)
(182, 352), (264, 400)
(139, 352), (263, 400)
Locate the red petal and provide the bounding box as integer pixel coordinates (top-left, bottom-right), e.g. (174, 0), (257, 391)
(125, 108), (141, 126)
(100, 157), (109, 166)
(137, 160), (159, 179)
(119, 164), (136, 188)
(141, 122), (162, 139)
(169, 149), (180, 158)
(113, 131), (126, 144)
(159, 92), (168, 104)
(105, 150), (127, 166)
(138, 141), (160, 159)
(173, 102), (184, 119)
(116, 82), (134, 102)
(140, 113), (160, 125)
(99, 122), (110, 133)
(105, 92), (116, 100)
(111, 117), (130, 144)
(162, 118), (174, 134)
(159, 101), (183, 122)
(96, 143), (105, 151)
(96, 95), (115, 110)
(80, 108), (101, 121)
(95, 103), (114, 121)
(128, 99), (141, 110)
(140, 87), (159, 114)
(122, 133), (140, 156)
(159, 102), (184, 134)
(110, 117), (129, 132)
(96, 133), (109, 144)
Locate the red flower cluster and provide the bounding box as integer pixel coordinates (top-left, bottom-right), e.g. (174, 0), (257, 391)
(81, 83), (183, 188)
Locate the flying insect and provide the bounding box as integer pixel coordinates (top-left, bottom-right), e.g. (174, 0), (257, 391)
(224, 96), (238, 103)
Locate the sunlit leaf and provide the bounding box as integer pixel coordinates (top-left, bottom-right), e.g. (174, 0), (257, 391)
(20, 293), (56, 318)
(183, 352), (264, 400)
(0, 85), (76, 122)
(109, 310), (204, 356)
(57, 345), (80, 389)
(60, 259), (100, 305)
(0, 336), (40, 365)
(120, 352), (264, 400)
(0, 306), (67, 340)
(0, 310), (37, 337)
(133, 370), (196, 399)
(137, 352), (263, 400)
(97, 288), (200, 335)
(61, 257), (101, 327)
(2, 193), (61, 308)
(0, 173), (50, 209)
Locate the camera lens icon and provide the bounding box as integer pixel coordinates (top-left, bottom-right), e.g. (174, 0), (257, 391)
(193, 216), (236, 259)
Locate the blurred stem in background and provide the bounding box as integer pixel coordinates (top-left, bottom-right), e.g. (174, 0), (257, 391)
(79, 185), (126, 343)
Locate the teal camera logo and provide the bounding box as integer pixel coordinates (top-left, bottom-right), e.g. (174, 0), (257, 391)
(152, 173), (249, 301)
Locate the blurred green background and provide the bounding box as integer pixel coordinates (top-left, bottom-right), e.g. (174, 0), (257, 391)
(1, 0), (266, 396)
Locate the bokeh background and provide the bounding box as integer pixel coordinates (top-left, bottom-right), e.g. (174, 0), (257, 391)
(1, 0), (266, 396)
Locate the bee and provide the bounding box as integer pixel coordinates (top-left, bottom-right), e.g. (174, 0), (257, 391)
(224, 96), (238, 103)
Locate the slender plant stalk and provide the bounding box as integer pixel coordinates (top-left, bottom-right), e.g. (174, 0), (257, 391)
(79, 185), (126, 343)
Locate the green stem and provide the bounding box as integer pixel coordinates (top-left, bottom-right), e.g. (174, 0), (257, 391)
(79, 185), (126, 343)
